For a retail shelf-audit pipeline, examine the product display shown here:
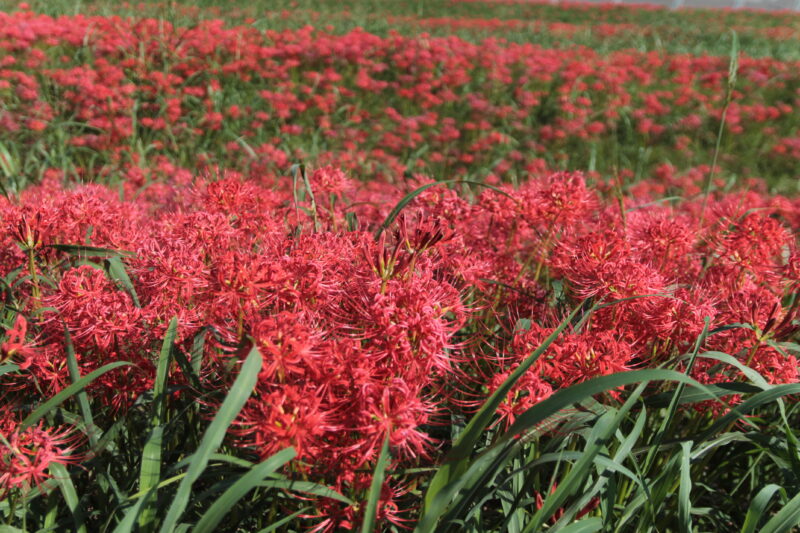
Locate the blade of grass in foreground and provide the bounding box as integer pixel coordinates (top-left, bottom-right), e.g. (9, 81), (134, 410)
(417, 369), (722, 532)
(193, 447), (295, 533)
(50, 461), (87, 533)
(374, 179), (516, 239)
(361, 436), (392, 533)
(760, 490), (800, 533)
(741, 484), (783, 533)
(158, 345), (262, 533)
(139, 317), (178, 530)
(421, 304), (583, 513)
(21, 360), (132, 430)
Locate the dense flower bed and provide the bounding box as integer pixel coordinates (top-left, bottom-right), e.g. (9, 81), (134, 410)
(1, 8), (800, 190)
(1, 164), (797, 527)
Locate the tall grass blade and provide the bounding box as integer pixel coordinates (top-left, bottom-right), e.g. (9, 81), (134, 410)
(50, 461), (87, 533)
(678, 441), (693, 533)
(193, 447), (295, 533)
(138, 317), (178, 530)
(422, 304), (582, 513)
(523, 383), (644, 533)
(556, 517), (603, 533)
(361, 436), (392, 533)
(255, 507), (311, 533)
(760, 490), (800, 533)
(106, 256), (141, 307)
(21, 361), (132, 430)
(741, 484), (782, 533)
(63, 326), (97, 447)
(0, 363), (19, 377)
(374, 179), (516, 239)
(158, 345), (262, 533)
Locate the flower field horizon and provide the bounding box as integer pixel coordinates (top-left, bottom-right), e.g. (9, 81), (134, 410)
(1, 1), (799, 532)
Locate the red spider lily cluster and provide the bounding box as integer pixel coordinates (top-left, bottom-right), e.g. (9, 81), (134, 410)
(0, 162), (798, 527)
(1, 6), (800, 188)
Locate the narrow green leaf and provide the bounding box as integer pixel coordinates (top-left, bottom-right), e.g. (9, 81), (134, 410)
(259, 479), (354, 505)
(49, 462), (87, 533)
(742, 484), (782, 533)
(678, 441), (693, 533)
(158, 345), (262, 533)
(193, 447), (295, 533)
(0, 363), (19, 378)
(362, 436), (392, 533)
(255, 507), (310, 533)
(106, 256), (141, 307)
(555, 517), (603, 533)
(697, 384), (800, 442)
(422, 304), (582, 513)
(524, 383), (644, 533)
(47, 244), (134, 257)
(375, 179), (516, 239)
(760, 490), (800, 533)
(63, 326), (98, 447)
(21, 361), (132, 430)
(503, 370), (718, 446)
(139, 318), (178, 530)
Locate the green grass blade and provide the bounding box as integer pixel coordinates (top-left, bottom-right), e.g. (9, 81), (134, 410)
(106, 256), (141, 307)
(0, 363), (19, 377)
(742, 484), (782, 533)
(138, 317), (177, 530)
(193, 447), (295, 533)
(361, 436), (392, 533)
(46, 244), (134, 257)
(63, 326), (97, 447)
(678, 441), (693, 533)
(643, 319), (709, 475)
(760, 490), (800, 533)
(502, 369), (718, 446)
(555, 517), (603, 533)
(49, 462), (87, 533)
(20, 361), (132, 430)
(524, 382), (645, 533)
(255, 507), (311, 533)
(258, 479), (354, 505)
(422, 304), (582, 514)
(158, 345), (262, 533)
(697, 384), (800, 442)
(374, 179), (515, 239)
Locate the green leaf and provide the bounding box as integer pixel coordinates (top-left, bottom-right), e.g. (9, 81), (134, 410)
(0, 363), (19, 378)
(375, 179), (516, 239)
(523, 384), (644, 533)
(697, 384), (800, 442)
(742, 484), (783, 533)
(422, 304), (582, 514)
(678, 441), (693, 533)
(105, 256), (141, 307)
(158, 345), (262, 533)
(255, 507), (310, 533)
(259, 479), (354, 505)
(21, 361), (132, 430)
(361, 436), (392, 533)
(193, 447), (295, 533)
(63, 326), (98, 447)
(760, 490), (800, 533)
(49, 462), (87, 533)
(503, 370), (718, 447)
(555, 517), (603, 533)
(47, 244), (134, 257)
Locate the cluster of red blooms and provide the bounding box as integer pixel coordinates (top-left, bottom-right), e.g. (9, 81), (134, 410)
(2, 6), (800, 186)
(0, 162), (798, 527)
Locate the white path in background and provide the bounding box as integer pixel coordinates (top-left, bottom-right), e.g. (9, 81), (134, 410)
(574, 0), (800, 10)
